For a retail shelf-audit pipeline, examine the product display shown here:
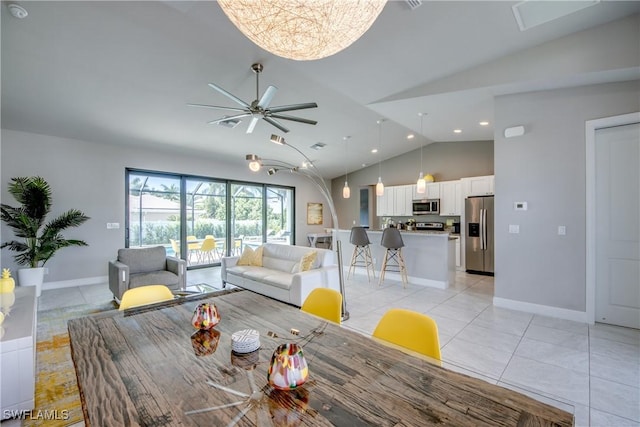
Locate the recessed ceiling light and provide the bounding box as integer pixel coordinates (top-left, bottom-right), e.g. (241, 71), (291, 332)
(361, 163), (367, 168)
(371, 148), (378, 153)
(407, 134), (415, 140)
(479, 121), (489, 126)
(453, 129), (462, 134)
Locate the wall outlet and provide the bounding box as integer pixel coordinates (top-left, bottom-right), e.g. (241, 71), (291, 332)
(509, 224), (520, 234)
(107, 222), (120, 229)
(558, 225), (566, 235)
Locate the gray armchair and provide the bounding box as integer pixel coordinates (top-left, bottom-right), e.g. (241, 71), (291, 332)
(108, 246), (186, 301)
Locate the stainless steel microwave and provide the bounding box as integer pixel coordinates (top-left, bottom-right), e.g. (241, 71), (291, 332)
(412, 199), (440, 215)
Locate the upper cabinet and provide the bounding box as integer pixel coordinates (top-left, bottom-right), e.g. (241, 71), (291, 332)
(377, 185), (413, 216)
(412, 182), (440, 200)
(376, 188), (394, 217)
(440, 180), (462, 216)
(376, 175), (494, 218)
(394, 185), (413, 216)
(461, 175), (494, 197)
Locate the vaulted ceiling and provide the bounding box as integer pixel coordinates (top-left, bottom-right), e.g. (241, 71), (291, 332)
(2, 1), (639, 178)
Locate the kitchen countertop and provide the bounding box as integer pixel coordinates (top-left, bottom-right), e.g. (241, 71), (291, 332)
(359, 228), (459, 237)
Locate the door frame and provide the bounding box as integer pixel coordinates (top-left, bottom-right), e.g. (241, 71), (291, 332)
(585, 112), (640, 324)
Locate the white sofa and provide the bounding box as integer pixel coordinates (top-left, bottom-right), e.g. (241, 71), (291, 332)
(221, 243), (340, 307)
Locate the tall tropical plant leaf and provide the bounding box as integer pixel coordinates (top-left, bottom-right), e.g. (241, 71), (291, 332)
(0, 176), (89, 268)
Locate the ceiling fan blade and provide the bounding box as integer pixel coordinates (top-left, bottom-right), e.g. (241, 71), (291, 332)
(246, 116), (260, 134)
(207, 83), (251, 109)
(268, 102), (318, 114)
(187, 103), (248, 113)
(257, 85), (277, 109)
(263, 117), (290, 133)
(269, 114), (318, 125)
(207, 113), (251, 125)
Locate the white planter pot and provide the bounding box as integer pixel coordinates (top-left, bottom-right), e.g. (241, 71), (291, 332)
(18, 267), (45, 297)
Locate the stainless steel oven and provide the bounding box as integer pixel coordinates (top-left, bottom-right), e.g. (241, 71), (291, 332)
(412, 199), (440, 215)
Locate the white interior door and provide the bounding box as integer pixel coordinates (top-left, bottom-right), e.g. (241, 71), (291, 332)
(595, 123), (640, 328)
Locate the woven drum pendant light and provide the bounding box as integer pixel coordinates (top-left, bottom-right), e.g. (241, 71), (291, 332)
(218, 0), (387, 61)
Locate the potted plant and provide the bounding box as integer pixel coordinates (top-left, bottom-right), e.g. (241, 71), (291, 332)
(0, 176), (89, 296)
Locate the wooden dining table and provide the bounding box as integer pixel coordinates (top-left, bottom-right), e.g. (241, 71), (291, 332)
(68, 289), (574, 426)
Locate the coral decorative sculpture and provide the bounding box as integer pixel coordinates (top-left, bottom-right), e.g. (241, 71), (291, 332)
(191, 302), (220, 330)
(267, 343), (309, 390)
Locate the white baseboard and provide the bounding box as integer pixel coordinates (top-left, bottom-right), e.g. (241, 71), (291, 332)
(493, 297), (588, 323)
(343, 268), (448, 289)
(43, 275), (108, 290)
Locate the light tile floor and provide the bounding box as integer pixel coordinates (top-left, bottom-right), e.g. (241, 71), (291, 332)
(8, 268), (638, 427)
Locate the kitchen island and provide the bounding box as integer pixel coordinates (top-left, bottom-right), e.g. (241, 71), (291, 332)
(335, 229), (456, 289)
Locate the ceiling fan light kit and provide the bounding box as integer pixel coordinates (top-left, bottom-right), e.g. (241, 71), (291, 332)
(217, 0), (387, 61)
(189, 63), (317, 134)
(246, 154), (262, 172)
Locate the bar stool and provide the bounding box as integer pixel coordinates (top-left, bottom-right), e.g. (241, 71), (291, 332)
(379, 227), (408, 287)
(348, 227), (376, 282)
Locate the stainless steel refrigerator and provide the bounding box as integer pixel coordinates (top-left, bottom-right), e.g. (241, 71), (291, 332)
(465, 195), (494, 275)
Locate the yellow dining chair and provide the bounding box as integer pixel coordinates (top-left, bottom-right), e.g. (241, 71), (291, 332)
(169, 239), (180, 258)
(300, 288), (343, 324)
(372, 308), (442, 362)
(119, 285), (174, 310)
(198, 236), (219, 263)
(186, 235), (201, 264)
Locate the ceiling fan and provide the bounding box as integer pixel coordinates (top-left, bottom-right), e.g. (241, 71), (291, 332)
(188, 63), (318, 134)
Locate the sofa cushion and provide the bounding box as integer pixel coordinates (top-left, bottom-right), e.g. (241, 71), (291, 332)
(300, 251), (317, 272)
(263, 256), (297, 273)
(129, 271), (180, 288)
(230, 266), (293, 290)
(242, 268), (292, 290)
(262, 244), (323, 273)
(237, 247), (255, 266)
(118, 246), (166, 274)
(253, 245), (264, 266)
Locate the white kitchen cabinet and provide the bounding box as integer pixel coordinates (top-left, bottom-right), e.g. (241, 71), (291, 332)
(461, 175), (494, 197)
(440, 180), (462, 216)
(455, 237), (461, 269)
(393, 185), (413, 216)
(426, 182), (440, 199)
(412, 182), (439, 200)
(378, 185), (413, 217)
(376, 188), (394, 216)
(393, 185), (404, 216)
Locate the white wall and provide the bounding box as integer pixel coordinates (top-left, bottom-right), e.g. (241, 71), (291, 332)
(0, 129), (330, 287)
(494, 80), (640, 313)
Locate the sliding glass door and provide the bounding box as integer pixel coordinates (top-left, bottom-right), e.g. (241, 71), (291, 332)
(230, 183), (263, 254)
(185, 178), (226, 267)
(128, 172), (181, 256)
(126, 170), (294, 269)
(266, 186), (293, 245)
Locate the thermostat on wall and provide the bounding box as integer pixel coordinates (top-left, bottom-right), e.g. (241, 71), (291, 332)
(504, 125), (525, 138)
(514, 201), (528, 211)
